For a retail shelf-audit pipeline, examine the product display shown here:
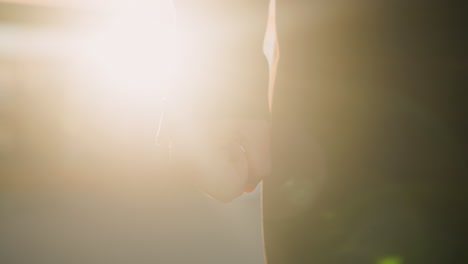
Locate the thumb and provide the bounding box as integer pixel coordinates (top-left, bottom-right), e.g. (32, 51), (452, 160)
(239, 120), (271, 192)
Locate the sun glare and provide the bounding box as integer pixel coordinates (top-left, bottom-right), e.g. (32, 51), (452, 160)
(72, 1), (175, 91)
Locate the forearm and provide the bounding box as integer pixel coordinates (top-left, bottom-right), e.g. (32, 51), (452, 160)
(264, 0), (279, 111)
(170, 1), (271, 121)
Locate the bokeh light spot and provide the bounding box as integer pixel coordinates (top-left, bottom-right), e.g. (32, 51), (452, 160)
(377, 256), (403, 264)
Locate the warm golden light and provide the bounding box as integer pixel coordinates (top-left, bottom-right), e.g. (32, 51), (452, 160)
(1, 0), (274, 199)
(70, 1), (174, 100)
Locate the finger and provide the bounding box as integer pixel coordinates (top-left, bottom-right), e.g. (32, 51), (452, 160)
(195, 141), (249, 202)
(171, 122), (250, 202)
(239, 120), (271, 186)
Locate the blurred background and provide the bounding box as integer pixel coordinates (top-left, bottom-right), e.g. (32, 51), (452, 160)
(0, 1), (266, 263)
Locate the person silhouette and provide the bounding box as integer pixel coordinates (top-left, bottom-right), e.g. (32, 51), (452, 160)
(262, 1), (467, 263)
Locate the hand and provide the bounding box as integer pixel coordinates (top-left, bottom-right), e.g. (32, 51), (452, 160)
(171, 119), (271, 202)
